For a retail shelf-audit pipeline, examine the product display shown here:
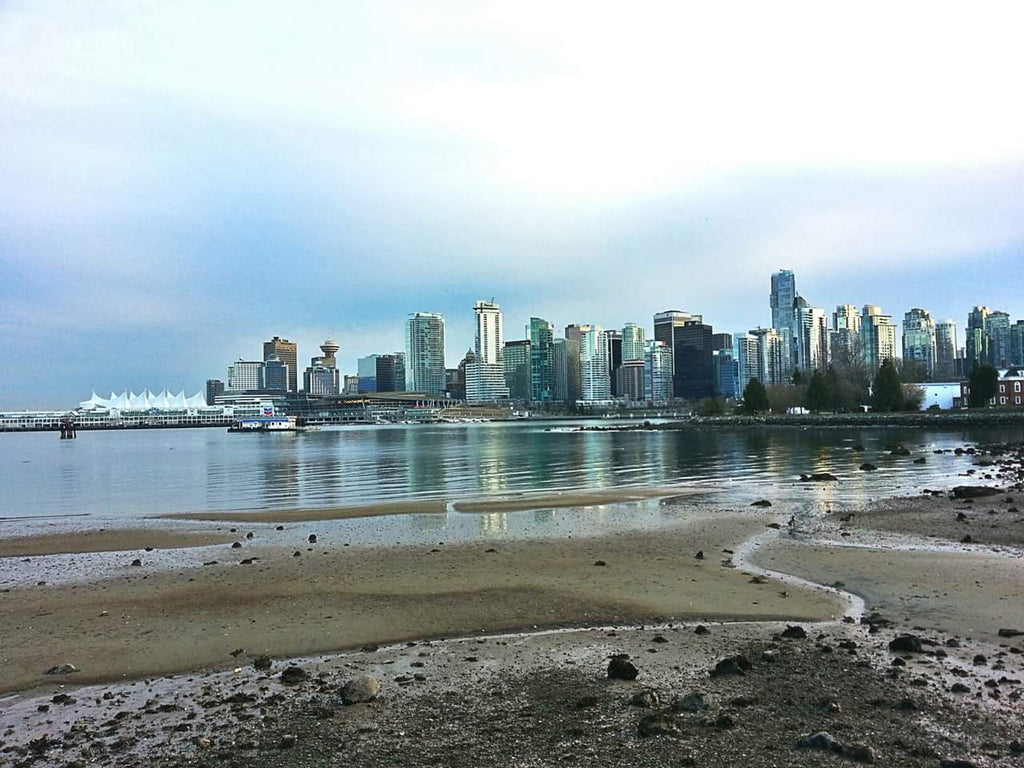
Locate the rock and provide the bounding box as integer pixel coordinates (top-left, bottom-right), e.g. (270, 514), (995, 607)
(637, 713), (681, 737)
(341, 674), (381, 704)
(781, 625), (808, 639)
(767, 522), (782, 529)
(844, 743), (876, 763)
(950, 683), (970, 693)
(651, 635), (668, 644)
(246, 532), (254, 539)
(998, 628), (1024, 638)
(231, 542), (242, 549)
(695, 550), (704, 560)
(956, 511), (968, 521)
(629, 689), (662, 708)
(710, 655), (751, 677)
(795, 731), (841, 753)
(45, 663), (79, 675)
(229, 648), (245, 657)
(280, 734), (297, 749)
(607, 655), (639, 680)
(761, 649), (779, 663)
(801, 472), (839, 482)
(973, 654), (987, 666)
(952, 486), (1002, 499)
(575, 694), (599, 709)
(749, 575), (768, 584)
(712, 713), (735, 728)
(253, 655), (272, 671)
(484, 547), (498, 553)
(889, 446), (911, 456)
(279, 666), (309, 685)
(673, 691), (713, 712)
(308, 534), (318, 543)
(239, 557), (258, 564)
(913, 457), (927, 464)
(750, 500), (772, 507)
(939, 760), (977, 768)
(130, 558), (142, 567)
(888, 634), (923, 653)
(860, 463), (878, 471)
(694, 625), (710, 635)
(960, 535), (973, 544)
(593, 560), (607, 566)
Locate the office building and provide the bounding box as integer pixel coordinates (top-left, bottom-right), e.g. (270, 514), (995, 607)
(466, 300), (509, 403)
(264, 354), (289, 392)
(988, 311), (1012, 367)
(770, 270), (797, 336)
(673, 322), (715, 399)
(860, 305), (897, 372)
(357, 355), (380, 393)
(616, 360), (645, 401)
(711, 332), (733, 352)
(405, 312), (446, 394)
(205, 379), (225, 405)
(263, 336), (298, 393)
(644, 341), (674, 404)
(503, 340), (532, 400)
(528, 317), (555, 403)
(935, 321), (958, 380)
(965, 306), (991, 368)
(1010, 320), (1024, 367)
(560, 324), (585, 403)
(304, 365), (340, 395)
(622, 322), (646, 361)
(227, 359), (264, 391)
(654, 310), (702, 396)
(605, 329), (623, 396)
(902, 308), (937, 379)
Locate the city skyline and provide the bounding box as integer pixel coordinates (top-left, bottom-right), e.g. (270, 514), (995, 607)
(2, 2), (1023, 408)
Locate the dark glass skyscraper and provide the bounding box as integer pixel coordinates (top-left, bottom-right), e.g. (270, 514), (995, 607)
(528, 317), (555, 403)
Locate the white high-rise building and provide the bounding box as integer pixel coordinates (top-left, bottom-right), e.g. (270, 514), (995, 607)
(405, 312), (446, 394)
(935, 320), (958, 379)
(579, 325), (611, 402)
(622, 322), (646, 361)
(794, 302), (829, 373)
(227, 359), (264, 391)
(466, 300), (510, 403)
(644, 340), (673, 404)
(860, 305), (898, 372)
(749, 328), (787, 387)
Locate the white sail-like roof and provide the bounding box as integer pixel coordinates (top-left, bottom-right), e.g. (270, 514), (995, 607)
(78, 389), (216, 413)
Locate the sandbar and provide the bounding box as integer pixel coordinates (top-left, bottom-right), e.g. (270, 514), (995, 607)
(0, 528), (237, 558)
(157, 500), (448, 523)
(450, 487), (698, 513)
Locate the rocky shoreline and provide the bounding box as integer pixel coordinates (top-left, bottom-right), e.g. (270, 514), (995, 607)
(579, 411), (1024, 430)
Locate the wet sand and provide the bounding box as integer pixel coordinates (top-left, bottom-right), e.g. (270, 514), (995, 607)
(0, 528), (237, 558)
(0, 514), (844, 693)
(158, 500), (448, 523)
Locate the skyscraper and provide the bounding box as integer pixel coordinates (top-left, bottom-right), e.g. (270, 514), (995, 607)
(527, 317), (555, 403)
(860, 306), (898, 373)
(205, 379), (224, 405)
(264, 354), (289, 392)
(405, 312), (446, 394)
(605, 329), (623, 396)
(793, 301), (828, 373)
(503, 340), (532, 400)
(227, 359), (264, 391)
(988, 311), (1011, 367)
(1010, 321), (1024, 367)
(579, 325), (611, 402)
(263, 336), (298, 393)
(466, 300), (509, 403)
(769, 270), (797, 335)
(644, 341), (674, 404)
(673, 322), (715, 399)
(653, 310), (701, 396)
(622, 322), (646, 361)
(902, 308), (937, 379)
(830, 304), (862, 363)
(935, 320), (958, 380)
(966, 306), (991, 369)
(748, 328), (787, 387)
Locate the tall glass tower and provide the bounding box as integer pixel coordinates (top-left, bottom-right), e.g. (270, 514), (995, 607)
(405, 312), (446, 394)
(528, 317), (555, 403)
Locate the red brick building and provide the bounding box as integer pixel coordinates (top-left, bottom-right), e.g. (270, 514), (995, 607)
(958, 368), (1024, 408)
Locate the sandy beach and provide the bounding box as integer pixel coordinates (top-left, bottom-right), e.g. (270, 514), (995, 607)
(2, 442), (1024, 766)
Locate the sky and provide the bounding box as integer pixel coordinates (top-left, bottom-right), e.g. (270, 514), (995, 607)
(1, 1), (1023, 408)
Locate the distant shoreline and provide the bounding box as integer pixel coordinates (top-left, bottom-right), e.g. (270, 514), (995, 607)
(580, 410), (1024, 430)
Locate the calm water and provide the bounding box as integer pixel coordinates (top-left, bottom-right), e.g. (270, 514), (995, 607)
(0, 421), (1013, 526)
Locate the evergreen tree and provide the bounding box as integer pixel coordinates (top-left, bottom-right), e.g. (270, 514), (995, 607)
(742, 377), (770, 414)
(805, 370), (831, 413)
(968, 364), (999, 408)
(871, 359), (904, 412)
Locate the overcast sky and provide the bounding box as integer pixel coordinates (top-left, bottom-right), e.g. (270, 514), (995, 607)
(2, 1), (1023, 408)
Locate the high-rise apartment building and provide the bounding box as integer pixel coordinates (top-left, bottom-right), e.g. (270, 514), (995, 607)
(405, 312), (446, 394)
(770, 270), (797, 335)
(263, 336), (298, 393)
(561, 324), (585, 403)
(227, 359), (264, 391)
(466, 301), (509, 403)
(902, 308), (937, 379)
(830, 304), (862, 363)
(734, 333), (760, 391)
(794, 300), (828, 373)
(622, 322), (646, 361)
(579, 325), (611, 402)
(528, 317), (555, 403)
(615, 360), (646, 401)
(748, 328), (787, 387)
(644, 341), (674, 404)
(503, 340), (532, 400)
(860, 306), (898, 372)
(935, 321), (958, 380)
